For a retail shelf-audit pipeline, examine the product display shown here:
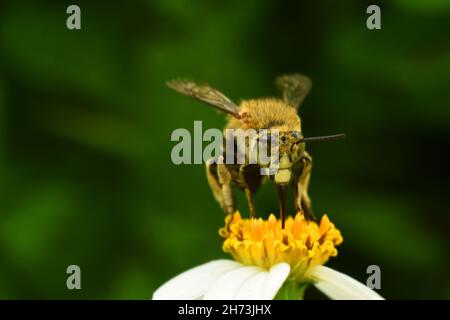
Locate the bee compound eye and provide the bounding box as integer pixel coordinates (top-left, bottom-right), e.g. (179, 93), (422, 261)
(281, 135), (287, 144)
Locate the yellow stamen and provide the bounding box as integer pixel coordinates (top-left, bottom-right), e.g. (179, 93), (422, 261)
(219, 212), (343, 281)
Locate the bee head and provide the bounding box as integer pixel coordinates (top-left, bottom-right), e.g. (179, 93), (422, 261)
(254, 130), (345, 184)
(258, 130), (304, 185)
(275, 132), (346, 185)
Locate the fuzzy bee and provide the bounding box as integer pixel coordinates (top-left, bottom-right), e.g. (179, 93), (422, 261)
(167, 74), (344, 226)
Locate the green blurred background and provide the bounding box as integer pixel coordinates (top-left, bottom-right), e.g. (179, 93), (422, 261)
(0, 0), (449, 299)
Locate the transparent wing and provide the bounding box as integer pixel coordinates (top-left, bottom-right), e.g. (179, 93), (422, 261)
(167, 79), (241, 118)
(275, 73), (312, 110)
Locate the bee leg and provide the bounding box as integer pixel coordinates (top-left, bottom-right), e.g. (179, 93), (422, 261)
(294, 151), (316, 221)
(206, 158), (235, 215)
(206, 159), (225, 209)
(276, 184), (288, 228)
(240, 164), (263, 219)
(244, 188), (256, 219)
(216, 160), (235, 215)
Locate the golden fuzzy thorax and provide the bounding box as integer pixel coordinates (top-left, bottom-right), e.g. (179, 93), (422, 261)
(226, 98), (301, 131)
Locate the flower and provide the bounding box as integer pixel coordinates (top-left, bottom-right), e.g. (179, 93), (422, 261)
(153, 212), (384, 300)
(220, 212), (342, 281)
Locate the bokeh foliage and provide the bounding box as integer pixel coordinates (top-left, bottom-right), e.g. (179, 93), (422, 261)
(0, 0), (449, 299)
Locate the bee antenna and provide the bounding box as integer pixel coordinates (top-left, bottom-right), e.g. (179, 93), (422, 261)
(297, 133), (346, 143)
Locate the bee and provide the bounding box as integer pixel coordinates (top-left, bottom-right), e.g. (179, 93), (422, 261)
(167, 74), (344, 226)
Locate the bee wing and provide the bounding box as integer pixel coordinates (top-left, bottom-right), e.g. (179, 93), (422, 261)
(275, 73), (312, 111)
(167, 79), (241, 118)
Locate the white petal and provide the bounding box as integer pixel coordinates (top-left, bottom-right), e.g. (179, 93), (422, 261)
(203, 265), (263, 300)
(309, 265), (384, 300)
(234, 271), (268, 300)
(260, 263), (291, 300)
(205, 262), (290, 300)
(152, 260), (242, 300)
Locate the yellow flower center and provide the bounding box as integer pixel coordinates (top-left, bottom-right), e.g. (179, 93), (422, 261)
(219, 212), (343, 281)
